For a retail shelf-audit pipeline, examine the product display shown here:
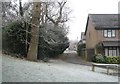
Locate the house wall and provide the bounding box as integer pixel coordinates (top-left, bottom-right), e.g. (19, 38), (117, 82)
(96, 30), (102, 43)
(85, 18), (99, 61)
(86, 18), (98, 49)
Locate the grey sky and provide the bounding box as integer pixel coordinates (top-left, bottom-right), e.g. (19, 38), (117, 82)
(67, 0), (119, 41)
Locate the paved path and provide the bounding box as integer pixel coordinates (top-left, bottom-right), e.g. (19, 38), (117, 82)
(61, 51), (92, 66)
(2, 54), (118, 82)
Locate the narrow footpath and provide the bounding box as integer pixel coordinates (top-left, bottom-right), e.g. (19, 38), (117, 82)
(60, 50), (92, 66)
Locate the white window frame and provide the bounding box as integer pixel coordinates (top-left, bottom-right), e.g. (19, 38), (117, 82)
(105, 47), (117, 56)
(103, 29), (116, 38)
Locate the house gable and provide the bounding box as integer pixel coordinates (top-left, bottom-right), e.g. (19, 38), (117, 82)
(85, 15), (98, 49)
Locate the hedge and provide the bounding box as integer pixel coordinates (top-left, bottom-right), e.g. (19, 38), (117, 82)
(105, 56), (120, 64)
(93, 54), (120, 64)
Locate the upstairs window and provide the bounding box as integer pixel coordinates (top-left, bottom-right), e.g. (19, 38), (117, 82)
(104, 29), (116, 37)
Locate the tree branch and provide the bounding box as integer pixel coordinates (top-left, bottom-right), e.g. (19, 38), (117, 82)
(45, 1), (67, 26)
(56, 1), (66, 24)
(45, 4), (56, 24)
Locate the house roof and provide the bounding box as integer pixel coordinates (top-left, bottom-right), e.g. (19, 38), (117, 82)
(85, 14), (120, 35)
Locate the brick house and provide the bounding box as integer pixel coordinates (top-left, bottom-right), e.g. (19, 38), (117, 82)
(84, 14), (120, 61)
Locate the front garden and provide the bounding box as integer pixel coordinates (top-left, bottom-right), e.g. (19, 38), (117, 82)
(92, 54), (120, 64)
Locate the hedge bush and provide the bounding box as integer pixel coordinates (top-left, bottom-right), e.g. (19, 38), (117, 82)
(93, 54), (120, 64)
(92, 54), (106, 63)
(95, 42), (104, 54)
(2, 21), (28, 56)
(106, 56), (120, 64)
(77, 43), (85, 56)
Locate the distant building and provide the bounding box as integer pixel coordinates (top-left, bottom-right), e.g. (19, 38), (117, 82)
(79, 32), (86, 44)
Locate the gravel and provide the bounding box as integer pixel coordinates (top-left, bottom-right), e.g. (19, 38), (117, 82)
(2, 54), (118, 82)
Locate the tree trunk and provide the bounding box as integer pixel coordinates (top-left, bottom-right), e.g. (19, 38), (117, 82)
(27, 2), (41, 61)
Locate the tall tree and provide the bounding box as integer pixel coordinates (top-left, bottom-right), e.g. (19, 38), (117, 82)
(27, 2), (42, 61)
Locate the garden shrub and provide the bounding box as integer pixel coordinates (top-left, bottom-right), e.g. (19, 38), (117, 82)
(93, 54), (120, 64)
(92, 54), (106, 63)
(2, 21), (29, 56)
(95, 42), (104, 54)
(77, 43), (85, 56)
(105, 56), (120, 64)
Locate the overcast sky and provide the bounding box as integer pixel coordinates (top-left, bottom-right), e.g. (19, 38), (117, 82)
(66, 0), (119, 41)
